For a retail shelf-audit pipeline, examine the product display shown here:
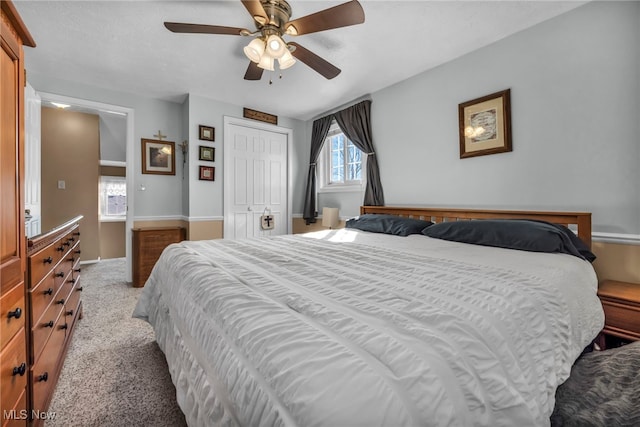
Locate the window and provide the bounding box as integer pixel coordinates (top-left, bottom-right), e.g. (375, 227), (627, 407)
(99, 176), (126, 221)
(319, 121), (365, 192)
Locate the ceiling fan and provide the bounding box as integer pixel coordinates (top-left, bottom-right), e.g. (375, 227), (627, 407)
(164, 0), (365, 81)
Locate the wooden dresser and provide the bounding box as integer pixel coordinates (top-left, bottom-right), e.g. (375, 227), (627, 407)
(1, 2), (35, 426)
(25, 216), (83, 425)
(597, 280), (640, 349)
(132, 227), (186, 287)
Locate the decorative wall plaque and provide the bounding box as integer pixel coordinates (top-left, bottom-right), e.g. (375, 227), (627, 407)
(243, 107), (278, 125)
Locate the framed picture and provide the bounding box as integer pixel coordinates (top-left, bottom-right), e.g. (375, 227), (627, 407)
(458, 89), (512, 159)
(199, 146), (215, 162)
(199, 165), (215, 181)
(142, 139), (175, 175)
(199, 125), (215, 141)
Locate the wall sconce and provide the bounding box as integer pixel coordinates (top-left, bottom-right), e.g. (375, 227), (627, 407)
(179, 140), (188, 179)
(322, 207), (339, 229)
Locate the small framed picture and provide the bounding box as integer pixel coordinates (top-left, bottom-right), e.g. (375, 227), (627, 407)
(199, 125), (214, 141)
(199, 166), (215, 181)
(141, 138), (175, 175)
(199, 146), (215, 162)
(458, 89), (512, 159)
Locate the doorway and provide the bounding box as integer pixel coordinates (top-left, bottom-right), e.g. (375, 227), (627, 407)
(37, 92), (135, 281)
(223, 116), (292, 238)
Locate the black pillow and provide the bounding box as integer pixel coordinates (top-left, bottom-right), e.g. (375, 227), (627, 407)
(346, 214), (433, 237)
(421, 219), (596, 262)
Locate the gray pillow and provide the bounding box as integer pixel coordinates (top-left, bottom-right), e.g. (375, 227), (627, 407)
(346, 214), (433, 237)
(422, 219), (595, 262)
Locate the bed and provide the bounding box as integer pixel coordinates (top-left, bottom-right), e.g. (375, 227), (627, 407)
(133, 206), (604, 427)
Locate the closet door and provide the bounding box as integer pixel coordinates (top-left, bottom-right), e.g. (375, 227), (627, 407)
(224, 119), (289, 239)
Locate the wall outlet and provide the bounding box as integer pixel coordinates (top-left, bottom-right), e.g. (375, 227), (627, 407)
(57, 180), (66, 190)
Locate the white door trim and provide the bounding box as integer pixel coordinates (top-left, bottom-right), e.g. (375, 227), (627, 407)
(38, 91), (135, 281)
(223, 116), (292, 237)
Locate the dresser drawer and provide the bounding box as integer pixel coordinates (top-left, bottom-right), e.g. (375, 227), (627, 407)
(1, 283), (25, 349)
(31, 313), (67, 414)
(31, 297), (65, 362)
(65, 277), (82, 321)
(2, 389), (27, 427)
(0, 329), (28, 420)
(28, 243), (63, 287)
(29, 272), (61, 328)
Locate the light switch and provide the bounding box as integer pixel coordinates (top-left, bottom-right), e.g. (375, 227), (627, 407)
(57, 180), (66, 190)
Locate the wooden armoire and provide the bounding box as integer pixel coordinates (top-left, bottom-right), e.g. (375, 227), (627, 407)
(1, 1), (35, 426)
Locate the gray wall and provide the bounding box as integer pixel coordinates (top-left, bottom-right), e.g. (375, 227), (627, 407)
(186, 93), (307, 219)
(319, 1), (639, 234)
(29, 73), (184, 218)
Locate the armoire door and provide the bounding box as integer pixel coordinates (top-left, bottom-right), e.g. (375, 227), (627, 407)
(224, 118), (290, 239)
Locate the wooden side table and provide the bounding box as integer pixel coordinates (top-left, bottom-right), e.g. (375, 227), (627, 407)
(132, 227), (186, 287)
(597, 280), (640, 349)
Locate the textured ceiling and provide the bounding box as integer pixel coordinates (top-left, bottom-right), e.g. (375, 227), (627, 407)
(15, 1), (587, 121)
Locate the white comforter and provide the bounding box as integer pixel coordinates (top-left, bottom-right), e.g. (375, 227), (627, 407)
(133, 229), (604, 427)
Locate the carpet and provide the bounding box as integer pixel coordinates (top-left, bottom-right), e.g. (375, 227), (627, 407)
(551, 340), (640, 426)
(45, 258), (186, 427)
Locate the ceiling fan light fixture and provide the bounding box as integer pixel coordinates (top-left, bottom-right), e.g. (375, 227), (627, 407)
(257, 54), (275, 71)
(278, 49), (296, 70)
(265, 34), (286, 59)
(243, 38), (265, 63)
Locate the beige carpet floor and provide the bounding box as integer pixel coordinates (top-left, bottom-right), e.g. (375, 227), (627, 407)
(45, 258), (187, 427)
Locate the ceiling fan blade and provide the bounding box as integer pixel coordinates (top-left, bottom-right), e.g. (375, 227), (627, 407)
(289, 42), (341, 80)
(244, 61), (264, 80)
(241, 0), (268, 25)
(164, 22), (248, 36)
(285, 0), (365, 36)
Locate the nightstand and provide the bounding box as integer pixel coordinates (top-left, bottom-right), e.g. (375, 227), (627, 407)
(597, 280), (640, 349)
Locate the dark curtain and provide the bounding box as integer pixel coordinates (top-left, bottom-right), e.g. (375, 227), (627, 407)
(333, 100), (385, 206)
(302, 116), (333, 224)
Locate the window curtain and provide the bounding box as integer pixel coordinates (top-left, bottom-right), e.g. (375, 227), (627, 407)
(333, 100), (385, 207)
(303, 100), (385, 224)
(302, 116), (333, 224)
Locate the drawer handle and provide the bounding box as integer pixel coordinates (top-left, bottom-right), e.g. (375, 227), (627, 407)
(75, 250), (81, 254)
(66, 309), (74, 316)
(43, 287), (54, 296)
(55, 272), (65, 278)
(56, 298), (65, 305)
(44, 256), (53, 264)
(37, 372), (49, 382)
(63, 242), (70, 247)
(44, 320), (54, 328)
(60, 323), (68, 330)
(73, 232), (80, 236)
(8, 307), (22, 319)
(68, 278), (76, 284)
(70, 257), (75, 263)
(68, 237), (75, 242)
(74, 268), (82, 273)
(12, 363), (27, 377)
(56, 246), (64, 252)
(77, 286), (84, 292)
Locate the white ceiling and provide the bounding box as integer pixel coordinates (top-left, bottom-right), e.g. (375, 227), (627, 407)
(15, 1), (587, 121)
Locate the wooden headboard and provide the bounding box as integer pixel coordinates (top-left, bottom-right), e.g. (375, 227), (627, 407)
(360, 206), (593, 249)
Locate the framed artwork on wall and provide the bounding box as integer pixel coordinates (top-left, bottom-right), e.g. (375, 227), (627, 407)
(199, 146), (215, 162)
(199, 125), (215, 141)
(458, 89), (512, 159)
(199, 165), (215, 181)
(142, 138), (175, 175)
